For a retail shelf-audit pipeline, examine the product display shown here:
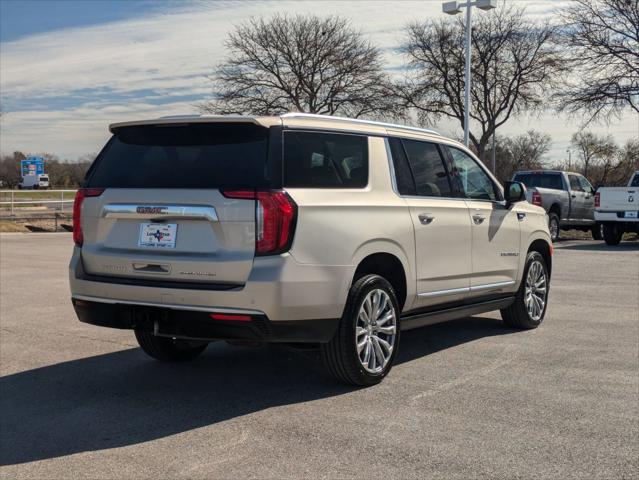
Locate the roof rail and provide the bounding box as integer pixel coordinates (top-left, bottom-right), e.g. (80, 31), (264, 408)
(281, 112), (440, 136)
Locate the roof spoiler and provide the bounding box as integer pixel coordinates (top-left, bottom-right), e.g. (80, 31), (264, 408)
(109, 115), (265, 133)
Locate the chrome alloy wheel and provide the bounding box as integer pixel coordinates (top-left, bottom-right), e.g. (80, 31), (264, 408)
(524, 260), (547, 321)
(356, 289), (397, 373)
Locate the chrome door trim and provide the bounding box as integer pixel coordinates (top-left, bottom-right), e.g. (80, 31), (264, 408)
(418, 280), (515, 298)
(418, 286), (470, 298)
(101, 204), (218, 222)
(469, 280), (515, 292)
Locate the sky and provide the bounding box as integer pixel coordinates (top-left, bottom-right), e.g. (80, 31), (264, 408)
(0, 0), (637, 163)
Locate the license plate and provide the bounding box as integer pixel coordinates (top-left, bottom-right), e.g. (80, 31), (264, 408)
(138, 223), (177, 248)
(624, 211), (638, 219)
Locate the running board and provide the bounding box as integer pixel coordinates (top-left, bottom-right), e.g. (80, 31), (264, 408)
(400, 296), (515, 331)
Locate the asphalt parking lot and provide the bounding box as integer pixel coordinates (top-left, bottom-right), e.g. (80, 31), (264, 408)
(0, 233), (637, 479)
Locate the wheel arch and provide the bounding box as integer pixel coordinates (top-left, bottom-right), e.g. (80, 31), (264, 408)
(350, 243), (412, 311)
(527, 238), (552, 278)
(548, 203), (561, 219)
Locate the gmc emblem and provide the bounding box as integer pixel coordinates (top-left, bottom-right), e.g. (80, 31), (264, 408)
(137, 206), (167, 214)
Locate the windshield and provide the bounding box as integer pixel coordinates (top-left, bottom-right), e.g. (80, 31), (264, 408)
(87, 123), (269, 189)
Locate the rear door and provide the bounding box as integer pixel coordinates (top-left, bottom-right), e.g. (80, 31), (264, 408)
(447, 147), (521, 294)
(388, 138), (472, 308)
(567, 174), (587, 221)
(577, 175), (596, 221)
(80, 122), (270, 285)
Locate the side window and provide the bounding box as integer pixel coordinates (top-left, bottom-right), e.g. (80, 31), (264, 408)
(568, 174), (583, 192)
(388, 138), (416, 196)
(402, 139), (452, 197)
(578, 175), (593, 193)
(283, 131), (368, 188)
(448, 147), (500, 201)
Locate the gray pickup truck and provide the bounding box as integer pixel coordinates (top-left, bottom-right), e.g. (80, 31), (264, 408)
(512, 170), (597, 241)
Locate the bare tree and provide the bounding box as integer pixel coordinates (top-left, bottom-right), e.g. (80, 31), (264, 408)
(201, 15), (401, 118)
(487, 130), (551, 182)
(570, 131), (618, 180)
(399, 3), (564, 160)
(557, 0), (639, 124)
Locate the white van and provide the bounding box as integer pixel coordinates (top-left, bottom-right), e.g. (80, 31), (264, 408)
(18, 174), (50, 190)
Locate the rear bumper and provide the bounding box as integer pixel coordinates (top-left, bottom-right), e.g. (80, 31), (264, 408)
(595, 210), (639, 222)
(69, 246), (352, 338)
(72, 298), (339, 343)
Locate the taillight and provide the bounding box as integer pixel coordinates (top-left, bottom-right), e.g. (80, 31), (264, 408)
(531, 190), (542, 207)
(73, 188), (104, 246)
(222, 190), (297, 255)
(594, 192), (600, 208)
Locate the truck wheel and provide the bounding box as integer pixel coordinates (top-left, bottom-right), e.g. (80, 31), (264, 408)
(501, 251), (549, 330)
(602, 224), (623, 246)
(591, 223), (603, 240)
(134, 330), (208, 361)
(548, 213), (560, 242)
(320, 274), (400, 387)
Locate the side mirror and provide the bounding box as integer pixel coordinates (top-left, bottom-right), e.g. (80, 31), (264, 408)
(504, 181), (526, 206)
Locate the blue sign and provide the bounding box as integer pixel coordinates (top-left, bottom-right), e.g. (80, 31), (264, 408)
(21, 157), (45, 177)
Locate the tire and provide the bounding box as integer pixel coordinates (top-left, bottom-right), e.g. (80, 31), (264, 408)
(591, 223), (603, 240)
(548, 213), (560, 242)
(501, 251), (549, 330)
(602, 224), (623, 246)
(134, 330), (208, 361)
(320, 274), (400, 386)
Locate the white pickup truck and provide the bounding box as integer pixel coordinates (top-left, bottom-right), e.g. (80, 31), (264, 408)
(595, 171), (639, 245)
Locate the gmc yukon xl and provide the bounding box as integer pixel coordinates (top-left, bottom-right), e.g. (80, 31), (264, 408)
(70, 114), (553, 386)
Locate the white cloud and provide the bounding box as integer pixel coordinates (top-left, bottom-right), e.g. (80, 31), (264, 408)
(0, 0), (636, 160)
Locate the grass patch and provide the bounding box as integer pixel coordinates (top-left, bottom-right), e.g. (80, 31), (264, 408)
(0, 220), (28, 233)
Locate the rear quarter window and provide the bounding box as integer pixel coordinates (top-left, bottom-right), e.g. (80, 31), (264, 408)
(283, 131), (368, 188)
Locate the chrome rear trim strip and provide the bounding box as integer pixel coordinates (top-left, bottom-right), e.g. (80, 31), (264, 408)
(101, 204), (218, 222)
(72, 294), (263, 315)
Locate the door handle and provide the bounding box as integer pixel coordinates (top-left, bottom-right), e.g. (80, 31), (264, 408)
(472, 214), (486, 225)
(418, 213), (434, 225)
(571, 194), (576, 198)
(517, 212), (526, 221)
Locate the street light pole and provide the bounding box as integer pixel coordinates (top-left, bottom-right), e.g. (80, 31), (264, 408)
(464, 4), (472, 147)
(442, 0), (496, 147)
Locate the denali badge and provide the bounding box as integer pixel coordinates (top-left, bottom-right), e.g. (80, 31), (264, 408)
(178, 271), (217, 277)
(137, 206), (168, 215)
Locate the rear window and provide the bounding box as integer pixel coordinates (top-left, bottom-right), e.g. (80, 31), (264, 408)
(631, 174), (639, 187)
(283, 131), (368, 188)
(87, 123), (269, 189)
(513, 172), (563, 190)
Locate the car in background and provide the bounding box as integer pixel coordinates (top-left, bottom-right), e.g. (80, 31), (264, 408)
(18, 174), (50, 190)
(512, 170), (598, 242)
(594, 171), (639, 245)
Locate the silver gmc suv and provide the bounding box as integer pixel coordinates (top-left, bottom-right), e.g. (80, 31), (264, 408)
(69, 113), (553, 386)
